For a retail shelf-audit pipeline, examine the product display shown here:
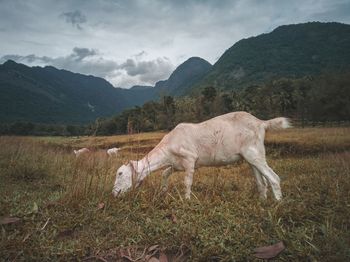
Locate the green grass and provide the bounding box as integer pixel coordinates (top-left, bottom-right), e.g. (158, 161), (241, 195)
(1, 128), (350, 261)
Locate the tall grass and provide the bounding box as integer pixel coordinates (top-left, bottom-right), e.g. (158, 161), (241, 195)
(0, 128), (350, 261)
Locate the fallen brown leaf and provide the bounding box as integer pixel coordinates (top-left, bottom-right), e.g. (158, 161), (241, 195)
(164, 213), (177, 224)
(97, 202), (105, 210)
(0, 216), (21, 225)
(56, 228), (76, 239)
(253, 241), (285, 259)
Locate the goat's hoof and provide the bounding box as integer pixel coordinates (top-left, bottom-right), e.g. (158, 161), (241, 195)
(275, 195), (282, 201)
(259, 195), (267, 200)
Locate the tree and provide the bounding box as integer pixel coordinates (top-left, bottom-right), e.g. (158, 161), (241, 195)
(163, 96), (176, 130)
(202, 86), (217, 102)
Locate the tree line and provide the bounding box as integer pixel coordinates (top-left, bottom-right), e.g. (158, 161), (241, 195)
(93, 71), (350, 135)
(1, 71), (349, 136)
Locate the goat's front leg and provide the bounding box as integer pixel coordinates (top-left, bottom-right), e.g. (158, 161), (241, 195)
(161, 167), (172, 191)
(175, 147), (197, 199)
(184, 167), (194, 199)
(182, 159), (196, 199)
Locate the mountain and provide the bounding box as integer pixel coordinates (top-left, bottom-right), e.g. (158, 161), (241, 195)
(155, 57), (212, 96)
(129, 85), (154, 90)
(0, 56), (211, 124)
(191, 22), (350, 92)
(0, 60), (157, 124)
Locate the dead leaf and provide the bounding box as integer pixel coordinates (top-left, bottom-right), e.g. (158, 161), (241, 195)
(57, 228), (75, 239)
(0, 216), (21, 225)
(253, 241), (285, 259)
(159, 252), (168, 262)
(165, 213), (177, 224)
(170, 214), (177, 223)
(97, 202), (105, 210)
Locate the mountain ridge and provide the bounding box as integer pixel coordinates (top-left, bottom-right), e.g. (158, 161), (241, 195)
(191, 22), (350, 92)
(0, 56), (211, 123)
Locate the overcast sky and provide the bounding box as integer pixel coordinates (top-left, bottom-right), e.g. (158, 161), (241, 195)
(0, 0), (349, 88)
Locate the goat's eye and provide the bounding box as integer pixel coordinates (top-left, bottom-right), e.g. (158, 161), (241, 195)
(118, 172), (123, 176)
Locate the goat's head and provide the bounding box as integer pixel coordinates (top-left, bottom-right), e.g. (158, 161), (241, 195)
(112, 161), (139, 197)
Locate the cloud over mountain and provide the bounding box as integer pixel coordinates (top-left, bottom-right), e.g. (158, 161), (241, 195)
(0, 48), (174, 88)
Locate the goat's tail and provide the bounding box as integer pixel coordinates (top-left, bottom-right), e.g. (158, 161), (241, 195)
(263, 117), (291, 131)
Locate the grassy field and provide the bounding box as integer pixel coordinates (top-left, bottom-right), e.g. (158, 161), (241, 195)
(1, 127), (350, 261)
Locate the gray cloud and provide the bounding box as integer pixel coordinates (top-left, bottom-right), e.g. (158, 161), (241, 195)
(0, 54), (52, 64)
(119, 57), (173, 82)
(0, 48), (173, 88)
(312, 1), (350, 21)
(60, 10), (87, 30)
(72, 47), (98, 61)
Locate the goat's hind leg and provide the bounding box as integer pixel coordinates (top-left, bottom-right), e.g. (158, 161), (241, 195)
(251, 165), (268, 199)
(243, 148), (282, 200)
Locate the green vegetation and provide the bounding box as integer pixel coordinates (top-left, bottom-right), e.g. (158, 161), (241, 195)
(0, 57), (211, 124)
(91, 71), (350, 135)
(0, 60), (158, 124)
(193, 22), (350, 91)
(1, 128), (349, 260)
(1, 69), (349, 136)
(2, 22), (350, 126)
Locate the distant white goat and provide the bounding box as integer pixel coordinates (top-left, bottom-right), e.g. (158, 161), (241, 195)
(112, 112), (290, 200)
(107, 147), (121, 157)
(73, 148), (91, 157)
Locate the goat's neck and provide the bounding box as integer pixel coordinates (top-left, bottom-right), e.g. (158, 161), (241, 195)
(133, 147), (168, 181)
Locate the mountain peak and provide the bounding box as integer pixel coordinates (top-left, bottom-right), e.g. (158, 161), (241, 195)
(3, 59), (17, 65)
(154, 56), (212, 96)
(2, 59), (27, 69)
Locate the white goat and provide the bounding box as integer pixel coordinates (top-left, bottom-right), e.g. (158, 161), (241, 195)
(73, 148), (91, 157)
(107, 147), (121, 157)
(112, 112), (290, 200)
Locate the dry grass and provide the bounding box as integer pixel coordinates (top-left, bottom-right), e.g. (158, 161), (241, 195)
(0, 128), (350, 261)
